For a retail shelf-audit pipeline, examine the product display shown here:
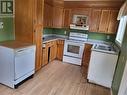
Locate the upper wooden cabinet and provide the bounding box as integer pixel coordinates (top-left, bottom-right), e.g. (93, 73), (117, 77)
(90, 9), (119, 34)
(90, 9), (102, 32)
(15, 0), (44, 71)
(99, 10), (111, 33)
(64, 1), (121, 34)
(43, 0), (64, 28)
(53, 7), (64, 28)
(107, 10), (119, 34)
(63, 9), (71, 28)
(44, 3), (53, 28)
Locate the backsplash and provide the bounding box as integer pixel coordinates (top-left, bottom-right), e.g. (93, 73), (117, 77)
(43, 28), (116, 42)
(0, 17), (14, 42)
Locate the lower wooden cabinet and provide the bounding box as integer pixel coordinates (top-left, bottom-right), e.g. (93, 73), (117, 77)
(82, 44), (93, 67)
(42, 40), (58, 65)
(56, 40), (65, 61)
(49, 41), (57, 62)
(42, 40), (65, 65)
(42, 47), (48, 66)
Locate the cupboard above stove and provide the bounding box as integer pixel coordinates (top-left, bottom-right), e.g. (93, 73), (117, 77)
(63, 8), (119, 34)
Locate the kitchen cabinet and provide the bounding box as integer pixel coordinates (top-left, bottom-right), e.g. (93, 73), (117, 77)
(90, 9), (119, 34)
(42, 40), (64, 64)
(49, 41), (57, 62)
(53, 6), (64, 28)
(44, 0), (64, 28)
(43, 3), (53, 28)
(56, 40), (65, 61)
(107, 10), (119, 34)
(82, 44), (93, 68)
(42, 40), (57, 65)
(15, 0), (44, 71)
(63, 9), (71, 28)
(98, 10), (111, 33)
(90, 9), (102, 32)
(42, 46), (48, 66)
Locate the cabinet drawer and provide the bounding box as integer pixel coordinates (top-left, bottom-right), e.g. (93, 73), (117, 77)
(46, 42), (53, 47)
(57, 40), (65, 44)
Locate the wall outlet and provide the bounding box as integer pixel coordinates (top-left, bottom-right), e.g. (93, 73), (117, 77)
(107, 35), (110, 40)
(0, 22), (4, 29)
(64, 31), (67, 35)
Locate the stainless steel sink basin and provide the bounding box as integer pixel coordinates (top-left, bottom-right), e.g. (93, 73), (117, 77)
(94, 44), (114, 51)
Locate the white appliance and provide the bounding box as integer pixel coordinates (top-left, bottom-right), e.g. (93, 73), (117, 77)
(0, 41), (36, 88)
(87, 44), (119, 88)
(70, 15), (89, 30)
(63, 32), (88, 65)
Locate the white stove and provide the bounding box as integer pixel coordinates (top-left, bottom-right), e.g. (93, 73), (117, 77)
(63, 32), (88, 65)
(69, 32), (88, 42)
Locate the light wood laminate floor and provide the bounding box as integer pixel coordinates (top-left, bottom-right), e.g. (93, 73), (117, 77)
(0, 60), (111, 95)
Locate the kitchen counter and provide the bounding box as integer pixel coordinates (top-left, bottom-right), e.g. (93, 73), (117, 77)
(0, 40), (35, 49)
(42, 35), (112, 45)
(43, 35), (68, 44)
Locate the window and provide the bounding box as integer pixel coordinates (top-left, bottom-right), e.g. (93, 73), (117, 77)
(115, 16), (127, 46)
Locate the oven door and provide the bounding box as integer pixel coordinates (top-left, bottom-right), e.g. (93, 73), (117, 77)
(64, 40), (84, 58)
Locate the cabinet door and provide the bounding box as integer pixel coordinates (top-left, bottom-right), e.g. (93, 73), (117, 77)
(53, 41), (57, 60)
(108, 10), (119, 34)
(43, 3), (49, 27)
(49, 46), (53, 62)
(63, 9), (71, 28)
(53, 7), (64, 28)
(49, 41), (57, 62)
(44, 3), (53, 28)
(57, 40), (64, 61)
(98, 10), (110, 33)
(42, 47), (48, 66)
(90, 9), (101, 32)
(82, 44), (93, 67)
